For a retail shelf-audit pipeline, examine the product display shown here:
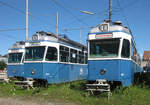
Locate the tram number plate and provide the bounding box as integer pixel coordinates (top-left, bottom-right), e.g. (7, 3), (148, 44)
(95, 34), (112, 39)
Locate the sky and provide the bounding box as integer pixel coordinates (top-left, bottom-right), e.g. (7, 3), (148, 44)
(0, 0), (149, 58)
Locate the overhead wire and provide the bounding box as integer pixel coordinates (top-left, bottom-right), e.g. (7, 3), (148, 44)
(116, 0), (137, 46)
(113, 0), (141, 12)
(0, 33), (20, 40)
(0, 1), (56, 29)
(116, 0), (130, 29)
(62, 9), (108, 28)
(0, 28), (25, 32)
(0, 1), (26, 14)
(50, 0), (89, 26)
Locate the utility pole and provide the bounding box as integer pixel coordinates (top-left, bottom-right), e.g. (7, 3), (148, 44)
(63, 27), (93, 44)
(26, 0), (29, 41)
(109, 0), (112, 24)
(80, 28), (82, 44)
(56, 12), (58, 37)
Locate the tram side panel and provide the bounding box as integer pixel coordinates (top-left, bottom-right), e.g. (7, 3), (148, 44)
(78, 64), (88, 80)
(43, 63), (59, 84)
(119, 60), (133, 86)
(58, 63), (70, 83)
(69, 64), (88, 82)
(58, 63), (88, 83)
(24, 62), (88, 84)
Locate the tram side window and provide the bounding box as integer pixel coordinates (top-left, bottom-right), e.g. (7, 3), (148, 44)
(45, 47), (57, 61)
(131, 42), (138, 62)
(121, 39), (130, 58)
(84, 53), (88, 64)
(70, 49), (77, 63)
(59, 46), (69, 62)
(78, 51), (84, 64)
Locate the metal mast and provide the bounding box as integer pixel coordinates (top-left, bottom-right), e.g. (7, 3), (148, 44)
(56, 12), (58, 37)
(26, 0), (29, 41)
(80, 28), (82, 44)
(109, 0), (112, 23)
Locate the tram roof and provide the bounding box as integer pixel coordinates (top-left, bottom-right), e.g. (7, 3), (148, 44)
(9, 41), (25, 49)
(28, 31), (87, 50)
(89, 20), (131, 35)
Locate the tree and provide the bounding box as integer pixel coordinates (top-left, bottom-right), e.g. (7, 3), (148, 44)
(0, 61), (7, 70)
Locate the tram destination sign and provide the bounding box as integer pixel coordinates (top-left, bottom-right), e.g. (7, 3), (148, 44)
(30, 42), (41, 46)
(95, 33), (113, 39)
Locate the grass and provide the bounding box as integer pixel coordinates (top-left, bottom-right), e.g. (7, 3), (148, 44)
(0, 81), (150, 105)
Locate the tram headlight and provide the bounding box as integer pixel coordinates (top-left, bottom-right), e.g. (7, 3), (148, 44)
(100, 69), (106, 75)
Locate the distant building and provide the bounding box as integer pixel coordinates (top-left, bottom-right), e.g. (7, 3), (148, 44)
(141, 51), (150, 68)
(0, 54), (8, 64)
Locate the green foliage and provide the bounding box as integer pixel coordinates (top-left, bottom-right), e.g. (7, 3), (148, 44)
(0, 61), (7, 70)
(1, 81), (150, 105)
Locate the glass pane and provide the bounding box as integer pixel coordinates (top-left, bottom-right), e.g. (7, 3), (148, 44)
(70, 49), (77, 63)
(78, 51), (84, 64)
(85, 53), (88, 64)
(25, 46), (45, 61)
(8, 53), (23, 63)
(60, 46), (69, 62)
(131, 42), (137, 62)
(90, 38), (120, 58)
(46, 47), (57, 61)
(121, 39), (130, 58)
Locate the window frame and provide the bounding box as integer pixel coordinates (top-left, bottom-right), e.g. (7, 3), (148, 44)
(25, 46), (46, 61)
(8, 52), (23, 63)
(121, 39), (130, 58)
(70, 48), (78, 63)
(59, 45), (69, 63)
(89, 38), (121, 58)
(45, 46), (58, 61)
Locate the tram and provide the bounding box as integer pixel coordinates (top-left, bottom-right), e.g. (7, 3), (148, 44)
(87, 20), (143, 87)
(7, 41), (25, 80)
(24, 31), (88, 84)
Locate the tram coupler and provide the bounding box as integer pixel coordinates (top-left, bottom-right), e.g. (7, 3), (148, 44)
(14, 78), (35, 89)
(86, 79), (111, 98)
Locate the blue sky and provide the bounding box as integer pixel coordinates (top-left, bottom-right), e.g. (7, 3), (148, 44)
(0, 0), (149, 58)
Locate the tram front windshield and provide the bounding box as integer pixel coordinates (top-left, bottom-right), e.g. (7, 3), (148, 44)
(25, 46), (45, 61)
(8, 53), (23, 63)
(90, 38), (120, 58)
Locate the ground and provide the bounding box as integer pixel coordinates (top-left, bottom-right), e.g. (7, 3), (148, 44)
(1, 81), (150, 105)
(0, 98), (74, 105)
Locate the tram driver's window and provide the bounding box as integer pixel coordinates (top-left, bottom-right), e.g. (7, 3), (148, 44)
(121, 39), (130, 58)
(46, 47), (57, 61)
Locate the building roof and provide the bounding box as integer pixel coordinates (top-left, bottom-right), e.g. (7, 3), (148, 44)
(143, 51), (150, 61)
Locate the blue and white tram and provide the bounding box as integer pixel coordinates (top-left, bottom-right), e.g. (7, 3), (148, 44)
(7, 41), (25, 79)
(87, 20), (143, 86)
(24, 31), (88, 84)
